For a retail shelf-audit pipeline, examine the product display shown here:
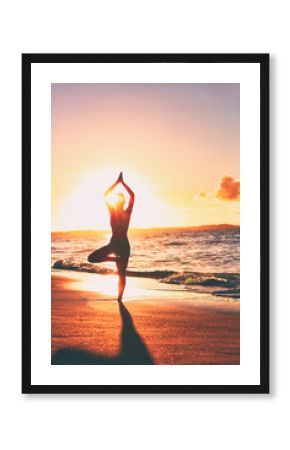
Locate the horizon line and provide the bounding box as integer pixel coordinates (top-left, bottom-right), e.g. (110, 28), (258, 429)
(51, 223), (240, 234)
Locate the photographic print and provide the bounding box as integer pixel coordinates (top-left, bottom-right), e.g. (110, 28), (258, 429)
(51, 83), (240, 365)
(22, 54), (269, 393)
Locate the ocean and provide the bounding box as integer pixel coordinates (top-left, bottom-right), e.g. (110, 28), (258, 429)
(52, 226), (240, 299)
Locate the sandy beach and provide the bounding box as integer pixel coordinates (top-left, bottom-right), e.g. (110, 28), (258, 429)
(51, 270), (240, 365)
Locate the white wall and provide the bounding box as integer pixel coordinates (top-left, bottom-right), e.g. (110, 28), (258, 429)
(0, 1), (287, 449)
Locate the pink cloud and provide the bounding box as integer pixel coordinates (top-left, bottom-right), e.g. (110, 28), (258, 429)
(217, 176), (240, 201)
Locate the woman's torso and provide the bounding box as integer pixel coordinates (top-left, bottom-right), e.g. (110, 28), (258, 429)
(110, 209), (131, 238)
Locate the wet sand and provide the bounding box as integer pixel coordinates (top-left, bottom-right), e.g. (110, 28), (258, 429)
(51, 271), (240, 365)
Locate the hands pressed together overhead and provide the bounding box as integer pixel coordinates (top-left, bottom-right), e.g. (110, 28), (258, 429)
(104, 172), (135, 199)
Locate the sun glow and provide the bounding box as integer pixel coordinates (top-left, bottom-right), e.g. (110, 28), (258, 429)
(52, 168), (175, 231)
(106, 190), (126, 209)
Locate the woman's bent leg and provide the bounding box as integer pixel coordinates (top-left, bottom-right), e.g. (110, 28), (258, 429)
(88, 244), (116, 263)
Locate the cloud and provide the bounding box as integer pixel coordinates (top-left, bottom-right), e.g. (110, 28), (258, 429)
(193, 192), (210, 201)
(216, 176), (240, 201)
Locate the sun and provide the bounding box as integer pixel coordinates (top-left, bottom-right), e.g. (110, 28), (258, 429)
(106, 190), (126, 209)
(52, 168), (174, 231)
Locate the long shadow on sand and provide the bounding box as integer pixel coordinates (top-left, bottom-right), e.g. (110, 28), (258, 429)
(52, 302), (154, 365)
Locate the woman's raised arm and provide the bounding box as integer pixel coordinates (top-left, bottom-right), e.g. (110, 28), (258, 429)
(104, 172), (122, 197)
(121, 174), (135, 212)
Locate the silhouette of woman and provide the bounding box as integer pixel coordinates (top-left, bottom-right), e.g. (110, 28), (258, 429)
(88, 172), (135, 302)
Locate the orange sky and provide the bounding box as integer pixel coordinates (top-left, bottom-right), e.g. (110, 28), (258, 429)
(51, 83), (240, 231)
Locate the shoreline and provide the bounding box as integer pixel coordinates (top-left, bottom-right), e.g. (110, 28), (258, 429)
(51, 271), (240, 365)
(52, 267), (240, 299)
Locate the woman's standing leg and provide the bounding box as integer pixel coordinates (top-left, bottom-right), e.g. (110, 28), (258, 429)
(116, 256), (129, 302)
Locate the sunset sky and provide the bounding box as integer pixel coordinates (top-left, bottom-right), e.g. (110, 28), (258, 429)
(51, 83), (240, 231)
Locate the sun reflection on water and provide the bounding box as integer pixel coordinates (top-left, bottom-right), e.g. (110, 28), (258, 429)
(54, 269), (189, 302)
(64, 272), (153, 301)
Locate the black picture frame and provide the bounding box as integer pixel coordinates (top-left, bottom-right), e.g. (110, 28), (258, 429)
(22, 53), (269, 394)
